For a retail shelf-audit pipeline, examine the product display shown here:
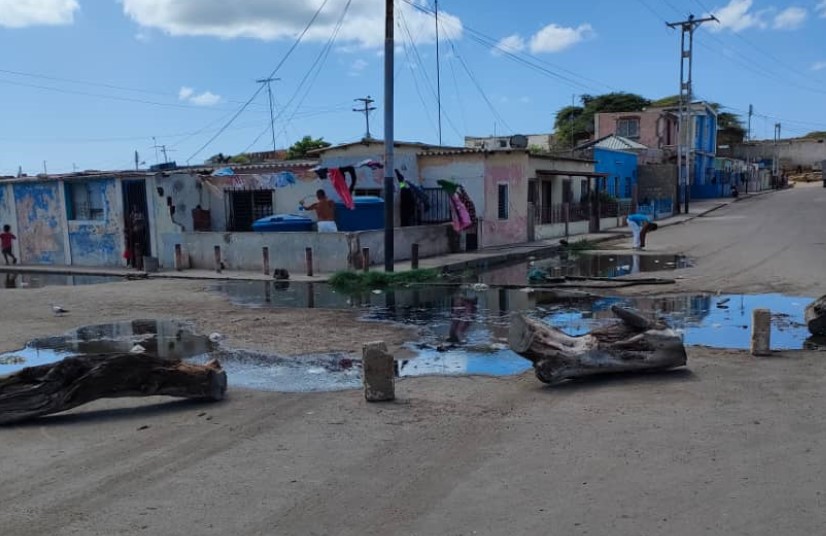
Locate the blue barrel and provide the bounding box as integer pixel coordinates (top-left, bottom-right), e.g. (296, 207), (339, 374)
(252, 214), (314, 232)
(335, 196), (385, 231)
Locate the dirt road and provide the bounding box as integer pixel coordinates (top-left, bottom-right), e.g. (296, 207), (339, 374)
(2, 185), (826, 535)
(622, 183), (826, 296)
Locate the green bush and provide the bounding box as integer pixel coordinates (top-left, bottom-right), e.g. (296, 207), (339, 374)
(329, 269), (440, 291)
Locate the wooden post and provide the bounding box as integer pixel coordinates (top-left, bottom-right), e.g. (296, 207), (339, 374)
(751, 308), (771, 356)
(262, 247), (270, 276)
(411, 243), (420, 269)
(362, 341), (395, 402)
(362, 247), (370, 273)
(213, 246), (222, 273)
(305, 247), (313, 277)
(174, 244), (183, 271)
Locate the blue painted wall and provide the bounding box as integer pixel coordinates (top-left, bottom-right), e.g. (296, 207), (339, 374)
(593, 148), (637, 199)
(66, 178), (125, 267)
(692, 109), (719, 195)
(13, 182), (66, 264)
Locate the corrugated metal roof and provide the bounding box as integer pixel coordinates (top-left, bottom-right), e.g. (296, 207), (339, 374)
(576, 135), (648, 152)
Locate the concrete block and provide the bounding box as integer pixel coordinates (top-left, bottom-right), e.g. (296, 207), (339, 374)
(751, 308), (771, 356)
(362, 341), (395, 402)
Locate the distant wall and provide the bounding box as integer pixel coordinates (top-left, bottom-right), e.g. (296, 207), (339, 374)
(66, 178), (124, 267)
(593, 148), (637, 199)
(638, 164), (677, 202)
(727, 138), (826, 170)
(12, 182), (66, 264)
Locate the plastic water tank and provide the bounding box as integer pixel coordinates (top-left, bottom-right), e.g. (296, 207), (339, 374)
(335, 196), (385, 231)
(252, 214), (314, 232)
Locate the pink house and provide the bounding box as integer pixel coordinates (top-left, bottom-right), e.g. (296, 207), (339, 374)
(594, 108), (679, 164)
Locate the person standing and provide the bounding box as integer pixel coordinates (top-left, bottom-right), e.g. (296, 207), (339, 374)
(301, 189), (338, 232)
(626, 213), (658, 250)
(1, 224), (17, 265)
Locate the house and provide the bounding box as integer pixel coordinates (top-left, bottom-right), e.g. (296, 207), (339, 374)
(573, 135), (642, 199)
(595, 102), (719, 198)
(417, 148), (609, 245)
(464, 133), (555, 152)
(722, 136), (826, 172)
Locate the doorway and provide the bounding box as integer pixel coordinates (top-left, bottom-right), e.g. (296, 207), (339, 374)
(122, 180), (151, 269)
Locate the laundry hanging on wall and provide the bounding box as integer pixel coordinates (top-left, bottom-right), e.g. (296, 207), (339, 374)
(261, 171), (297, 189)
(395, 170), (430, 211)
(309, 166), (358, 209)
(449, 193), (473, 232)
(357, 159), (384, 170)
(456, 186), (477, 224)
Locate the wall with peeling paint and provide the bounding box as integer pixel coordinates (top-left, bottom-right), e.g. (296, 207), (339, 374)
(12, 182), (66, 264)
(483, 153), (530, 247)
(66, 178), (125, 267)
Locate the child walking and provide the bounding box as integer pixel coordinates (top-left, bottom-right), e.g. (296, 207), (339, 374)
(1, 224), (17, 265)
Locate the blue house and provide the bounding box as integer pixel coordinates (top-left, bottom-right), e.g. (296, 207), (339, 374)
(574, 134), (642, 199)
(687, 102), (719, 198)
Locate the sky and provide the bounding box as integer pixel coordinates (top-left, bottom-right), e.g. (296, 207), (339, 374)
(1, 0), (825, 175)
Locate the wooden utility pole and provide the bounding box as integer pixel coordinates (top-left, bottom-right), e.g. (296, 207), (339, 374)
(353, 96), (376, 139)
(256, 77), (281, 154)
(383, 0), (395, 272)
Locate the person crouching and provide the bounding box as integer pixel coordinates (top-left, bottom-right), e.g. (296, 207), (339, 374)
(626, 213), (658, 250)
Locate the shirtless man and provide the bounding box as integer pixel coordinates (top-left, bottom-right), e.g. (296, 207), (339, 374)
(301, 189), (338, 232)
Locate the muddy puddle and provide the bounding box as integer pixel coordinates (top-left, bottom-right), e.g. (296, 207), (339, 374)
(0, 272), (124, 289)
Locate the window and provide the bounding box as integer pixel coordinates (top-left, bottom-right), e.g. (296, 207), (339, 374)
(226, 189), (274, 232)
(616, 117), (640, 139)
(497, 184), (509, 220)
(498, 139), (508, 148)
(65, 181), (105, 221)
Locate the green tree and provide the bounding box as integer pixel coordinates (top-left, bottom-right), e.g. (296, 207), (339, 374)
(287, 136), (332, 159)
(229, 154), (251, 164)
(206, 153), (231, 165)
(553, 92), (651, 148)
(803, 131), (826, 139)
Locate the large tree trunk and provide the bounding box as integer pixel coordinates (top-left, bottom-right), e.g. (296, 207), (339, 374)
(509, 305), (687, 384)
(805, 296), (826, 337)
(0, 354), (226, 425)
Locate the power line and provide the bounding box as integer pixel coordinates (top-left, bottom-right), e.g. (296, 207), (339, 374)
(186, 0), (332, 163)
(256, 77), (281, 153)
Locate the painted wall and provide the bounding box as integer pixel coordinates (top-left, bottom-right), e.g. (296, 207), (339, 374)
(12, 182), (66, 264)
(725, 138), (826, 170)
(418, 154), (486, 215)
(530, 156), (594, 209)
(595, 110), (675, 149)
(482, 153), (529, 248)
(593, 148), (638, 199)
(66, 178), (124, 266)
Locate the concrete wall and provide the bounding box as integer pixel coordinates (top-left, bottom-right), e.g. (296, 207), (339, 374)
(482, 153), (530, 248)
(726, 138), (826, 170)
(418, 154), (486, 214)
(178, 224), (452, 273)
(0, 183), (19, 260)
(536, 217), (622, 240)
(66, 178), (124, 267)
(12, 182), (67, 264)
(638, 164), (678, 202)
(596, 110), (674, 149)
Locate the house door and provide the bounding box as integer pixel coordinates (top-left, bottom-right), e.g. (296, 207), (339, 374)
(562, 179), (573, 204)
(122, 180), (151, 269)
(541, 181), (553, 223)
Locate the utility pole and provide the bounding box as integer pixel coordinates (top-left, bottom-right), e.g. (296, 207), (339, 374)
(42, 161), (48, 175)
(353, 96), (377, 139)
(256, 77), (281, 154)
(667, 14), (718, 215)
(383, 0), (395, 272)
(152, 136), (160, 164)
(747, 104), (753, 142)
(570, 94), (576, 151)
(774, 122), (781, 179)
(152, 140), (173, 164)
(135, 150), (140, 171)
(435, 0), (443, 145)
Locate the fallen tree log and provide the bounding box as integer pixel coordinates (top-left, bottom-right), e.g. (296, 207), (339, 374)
(509, 305), (687, 384)
(805, 296), (826, 337)
(0, 354), (226, 425)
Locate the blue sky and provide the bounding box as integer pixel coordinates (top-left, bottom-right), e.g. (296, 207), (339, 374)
(1, 0), (825, 175)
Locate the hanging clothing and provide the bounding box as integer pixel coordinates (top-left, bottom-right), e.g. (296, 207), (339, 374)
(395, 170), (430, 211)
(437, 179), (460, 195)
(357, 159), (384, 170)
(264, 172), (297, 189)
(329, 168), (355, 209)
(457, 187), (477, 223)
(211, 167), (235, 177)
(311, 166), (329, 180)
(449, 194), (472, 232)
(339, 166), (358, 194)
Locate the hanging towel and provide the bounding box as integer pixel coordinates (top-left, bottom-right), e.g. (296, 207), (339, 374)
(339, 166), (358, 194)
(270, 172), (297, 188)
(457, 187), (477, 223)
(437, 179), (460, 195)
(211, 167), (235, 177)
(329, 168), (355, 209)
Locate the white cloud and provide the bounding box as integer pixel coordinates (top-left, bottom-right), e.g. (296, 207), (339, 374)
(817, 0), (826, 18)
(773, 6), (807, 29)
(709, 0), (768, 32)
(491, 34), (525, 57)
(178, 86), (221, 106)
(178, 86), (195, 100)
(0, 0), (79, 28)
(811, 60), (826, 71)
(121, 0), (463, 48)
(348, 58), (368, 76)
(529, 23), (594, 53)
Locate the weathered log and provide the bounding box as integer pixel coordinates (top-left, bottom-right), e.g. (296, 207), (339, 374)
(0, 354), (226, 425)
(509, 305), (687, 384)
(805, 296), (826, 337)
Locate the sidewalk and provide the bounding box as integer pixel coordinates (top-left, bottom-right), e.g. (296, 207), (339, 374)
(0, 192), (769, 284)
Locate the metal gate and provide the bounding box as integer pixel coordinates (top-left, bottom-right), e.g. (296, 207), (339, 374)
(225, 189), (274, 232)
(122, 179), (151, 259)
